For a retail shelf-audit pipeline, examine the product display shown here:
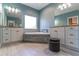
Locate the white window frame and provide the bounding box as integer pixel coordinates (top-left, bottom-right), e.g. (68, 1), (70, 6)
(24, 15), (37, 29)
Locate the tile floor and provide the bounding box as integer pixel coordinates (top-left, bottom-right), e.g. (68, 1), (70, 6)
(0, 42), (72, 56)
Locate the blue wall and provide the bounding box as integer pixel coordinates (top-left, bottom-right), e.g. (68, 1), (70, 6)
(39, 3), (57, 32)
(54, 10), (79, 26)
(2, 3), (40, 31)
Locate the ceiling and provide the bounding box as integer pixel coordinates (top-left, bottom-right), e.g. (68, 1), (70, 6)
(22, 3), (49, 10)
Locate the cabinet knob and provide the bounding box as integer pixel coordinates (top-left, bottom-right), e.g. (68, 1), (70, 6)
(70, 42), (73, 44)
(70, 34), (74, 36)
(5, 29), (8, 30)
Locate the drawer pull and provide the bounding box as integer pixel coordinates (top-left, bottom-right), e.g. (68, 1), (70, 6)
(70, 42), (73, 44)
(5, 33), (8, 35)
(54, 30), (57, 32)
(70, 34), (74, 36)
(70, 28), (73, 29)
(5, 39), (8, 41)
(5, 29), (8, 30)
(16, 30), (19, 32)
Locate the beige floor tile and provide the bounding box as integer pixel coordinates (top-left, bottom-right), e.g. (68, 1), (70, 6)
(0, 42), (71, 56)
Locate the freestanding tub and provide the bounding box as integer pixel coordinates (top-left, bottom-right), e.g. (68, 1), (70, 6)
(23, 32), (50, 43)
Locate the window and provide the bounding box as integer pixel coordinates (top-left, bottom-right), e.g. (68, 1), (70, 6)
(67, 16), (78, 26)
(24, 15), (37, 29)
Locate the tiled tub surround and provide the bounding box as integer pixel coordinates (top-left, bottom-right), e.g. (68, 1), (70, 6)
(49, 26), (79, 55)
(23, 32), (50, 43)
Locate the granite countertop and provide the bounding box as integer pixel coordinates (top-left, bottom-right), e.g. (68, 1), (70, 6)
(0, 26), (23, 28)
(50, 25), (79, 28)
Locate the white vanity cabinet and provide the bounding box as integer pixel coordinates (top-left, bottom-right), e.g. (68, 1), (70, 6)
(2, 28), (23, 43)
(65, 26), (79, 48)
(50, 26), (79, 51)
(50, 27), (65, 44)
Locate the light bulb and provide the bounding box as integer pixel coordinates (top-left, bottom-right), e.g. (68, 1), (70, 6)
(15, 9), (18, 13)
(58, 5), (61, 9)
(67, 3), (71, 7)
(8, 7), (11, 12)
(12, 8), (15, 13)
(60, 7), (63, 10)
(58, 5), (64, 10)
(62, 4), (67, 9)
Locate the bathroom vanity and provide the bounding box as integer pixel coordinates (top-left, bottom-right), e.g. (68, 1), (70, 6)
(2, 27), (23, 44)
(0, 4), (24, 45)
(49, 26), (79, 52)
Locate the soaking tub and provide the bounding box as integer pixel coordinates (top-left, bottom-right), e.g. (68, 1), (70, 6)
(23, 32), (50, 43)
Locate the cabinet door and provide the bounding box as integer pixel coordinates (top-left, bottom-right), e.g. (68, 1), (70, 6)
(10, 28), (17, 42)
(58, 27), (65, 44)
(15, 28), (23, 41)
(11, 28), (23, 42)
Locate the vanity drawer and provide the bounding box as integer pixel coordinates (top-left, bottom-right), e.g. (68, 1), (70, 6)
(66, 26), (79, 30)
(67, 33), (78, 39)
(66, 38), (78, 48)
(3, 37), (10, 43)
(3, 28), (9, 30)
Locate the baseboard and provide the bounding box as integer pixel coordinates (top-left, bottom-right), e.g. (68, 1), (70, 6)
(60, 44), (79, 56)
(1, 41), (23, 48)
(22, 40), (48, 44)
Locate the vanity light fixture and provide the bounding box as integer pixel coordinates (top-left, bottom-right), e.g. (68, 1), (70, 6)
(58, 3), (71, 10)
(5, 6), (21, 13)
